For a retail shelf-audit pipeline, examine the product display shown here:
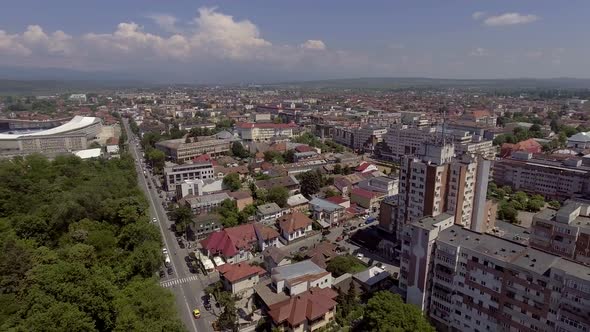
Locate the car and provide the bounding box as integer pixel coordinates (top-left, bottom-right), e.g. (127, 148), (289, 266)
(152, 217), (157, 223)
(162, 248), (168, 255)
(336, 235), (344, 242)
(158, 270), (165, 278)
(322, 229), (331, 236)
(356, 253), (364, 259)
(167, 267), (174, 275)
(192, 309), (201, 319)
(299, 246), (308, 252)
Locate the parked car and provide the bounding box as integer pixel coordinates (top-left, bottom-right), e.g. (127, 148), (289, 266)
(356, 253), (364, 259)
(336, 235), (344, 242)
(322, 229), (331, 236)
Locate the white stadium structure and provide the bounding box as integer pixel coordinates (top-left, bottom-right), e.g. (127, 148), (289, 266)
(0, 116), (102, 157)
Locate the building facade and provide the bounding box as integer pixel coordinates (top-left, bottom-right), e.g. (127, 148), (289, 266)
(164, 162), (215, 190)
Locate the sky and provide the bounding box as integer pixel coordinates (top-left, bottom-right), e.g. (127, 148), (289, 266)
(0, 0), (588, 83)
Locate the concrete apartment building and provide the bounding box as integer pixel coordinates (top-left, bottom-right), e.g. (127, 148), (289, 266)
(155, 137), (232, 162)
(455, 139), (497, 160)
(333, 125), (388, 153)
(400, 223), (590, 332)
(493, 152), (590, 201)
(378, 126), (437, 161)
(175, 178), (223, 199)
(530, 200), (590, 265)
(236, 122), (298, 141)
(383, 142), (495, 243)
(183, 192), (231, 213)
(163, 161), (215, 190)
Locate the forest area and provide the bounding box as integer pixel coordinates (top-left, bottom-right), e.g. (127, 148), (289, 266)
(0, 153), (184, 331)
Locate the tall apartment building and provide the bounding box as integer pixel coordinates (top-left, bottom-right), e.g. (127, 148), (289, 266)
(455, 139), (497, 160)
(163, 161), (215, 190)
(333, 125), (388, 153)
(388, 142), (495, 243)
(236, 122), (297, 141)
(378, 126), (437, 161)
(400, 222), (590, 332)
(493, 152), (590, 201)
(530, 200), (590, 265)
(156, 137), (232, 162)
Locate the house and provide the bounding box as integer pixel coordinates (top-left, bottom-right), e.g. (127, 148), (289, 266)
(228, 191), (253, 211)
(333, 176), (352, 197)
(357, 176), (399, 196)
(200, 223), (279, 264)
(325, 196), (350, 209)
(255, 175), (300, 195)
(355, 161), (379, 173)
(270, 260), (333, 296)
(309, 197), (346, 227)
(217, 263), (266, 296)
(214, 165), (250, 180)
(186, 213), (223, 241)
(567, 131), (590, 150)
(287, 193), (309, 213)
(278, 212), (313, 243)
(268, 288), (337, 332)
(262, 246), (291, 272)
(350, 188), (384, 212)
(304, 242), (338, 269)
(500, 138), (543, 158)
(183, 192), (231, 213)
(257, 203), (285, 225)
(352, 266), (391, 293)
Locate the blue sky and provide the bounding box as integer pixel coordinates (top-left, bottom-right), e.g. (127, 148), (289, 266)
(0, 0), (587, 83)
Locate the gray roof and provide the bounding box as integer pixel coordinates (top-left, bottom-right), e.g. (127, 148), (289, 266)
(568, 131), (590, 142)
(257, 202), (282, 215)
(309, 197), (344, 213)
(287, 194), (309, 207)
(271, 260), (325, 282)
(353, 266), (391, 286)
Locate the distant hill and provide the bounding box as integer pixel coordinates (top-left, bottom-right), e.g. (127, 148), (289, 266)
(270, 77), (590, 90)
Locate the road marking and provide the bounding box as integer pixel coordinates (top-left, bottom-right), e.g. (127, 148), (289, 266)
(160, 275), (201, 288)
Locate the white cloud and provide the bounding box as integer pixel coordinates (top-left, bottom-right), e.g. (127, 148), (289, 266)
(472, 11), (486, 20)
(469, 47), (489, 57)
(23, 25), (74, 55)
(483, 13), (539, 27)
(300, 39), (326, 50)
(0, 30), (31, 55)
(146, 14), (179, 33)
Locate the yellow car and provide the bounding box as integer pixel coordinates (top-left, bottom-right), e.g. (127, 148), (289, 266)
(193, 309), (201, 319)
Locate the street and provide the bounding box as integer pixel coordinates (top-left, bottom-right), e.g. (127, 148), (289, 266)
(123, 119), (215, 332)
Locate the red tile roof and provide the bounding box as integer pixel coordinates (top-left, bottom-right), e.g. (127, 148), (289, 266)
(268, 288), (337, 327)
(295, 145), (312, 153)
(278, 212), (313, 234)
(351, 187), (381, 199)
(201, 224), (275, 257)
(217, 263), (266, 283)
(355, 161), (375, 172)
(326, 196), (347, 205)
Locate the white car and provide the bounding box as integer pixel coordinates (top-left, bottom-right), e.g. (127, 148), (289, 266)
(152, 217), (157, 224)
(356, 253), (364, 259)
(162, 248), (168, 255)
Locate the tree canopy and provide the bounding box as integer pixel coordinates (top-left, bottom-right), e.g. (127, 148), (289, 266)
(223, 173), (242, 192)
(362, 291), (435, 332)
(0, 153), (184, 331)
(299, 170), (322, 197)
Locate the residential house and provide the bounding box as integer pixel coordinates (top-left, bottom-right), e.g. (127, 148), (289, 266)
(255, 175), (300, 195)
(325, 196), (350, 209)
(304, 242), (338, 269)
(200, 223), (279, 264)
(268, 288), (337, 332)
(350, 188), (384, 212)
(357, 176), (399, 197)
(270, 260), (333, 296)
(228, 191), (253, 211)
(217, 263), (266, 296)
(278, 212), (313, 243)
(500, 138), (543, 158)
(309, 197), (346, 227)
(257, 203), (286, 225)
(287, 194), (309, 213)
(262, 246), (291, 272)
(352, 266), (391, 293)
(355, 161), (379, 173)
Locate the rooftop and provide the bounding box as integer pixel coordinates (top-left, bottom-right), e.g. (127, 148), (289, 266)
(271, 260), (326, 283)
(0, 116), (100, 140)
(217, 263), (266, 283)
(268, 287), (337, 327)
(278, 212), (313, 233)
(257, 202), (282, 215)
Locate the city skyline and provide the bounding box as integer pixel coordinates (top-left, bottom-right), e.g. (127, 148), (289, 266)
(0, 1), (588, 83)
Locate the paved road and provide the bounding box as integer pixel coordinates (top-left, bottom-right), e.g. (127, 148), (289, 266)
(123, 119), (216, 332)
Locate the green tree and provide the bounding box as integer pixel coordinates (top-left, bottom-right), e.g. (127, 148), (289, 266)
(363, 291), (435, 332)
(498, 201), (518, 223)
(548, 200), (561, 209)
(299, 170), (322, 197)
(217, 298), (238, 332)
(263, 151), (284, 164)
(284, 149), (296, 163)
(145, 149), (165, 173)
(267, 186), (289, 208)
(333, 164), (342, 174)
(231, 142), (250, 159)
(325, 188), (338, 198)
(170, 205), (193, 234)
(223, 173), (242, 191)
(326, 255), (366, 277)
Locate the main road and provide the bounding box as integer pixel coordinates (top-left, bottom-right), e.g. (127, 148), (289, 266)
(122, 119), (216, 332)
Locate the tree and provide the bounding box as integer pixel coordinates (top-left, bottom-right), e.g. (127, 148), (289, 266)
(217, 298), (238, 332)
(498, 201), (518, 223)
(231, 142), (250, 159)
(267, 187), (289, 208)
(170, 205), (193, 234)
(145, 149), (165, 173)
(324, 188), (338, 198)
(223, 173), (242, 191)
(548, 200), (561, 209)
(299, 171), (322, 197)
(326, 255), (366, 277)
(333, 164), (342, 174)
(217, 199), (239, 227)
(363, 291), (435, 332)
(284, 150), (296, 163)
(263, 151), (284, 164)
(530, 124), (541, 132)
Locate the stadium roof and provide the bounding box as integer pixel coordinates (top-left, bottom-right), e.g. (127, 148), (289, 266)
(0, 116), (100, 140)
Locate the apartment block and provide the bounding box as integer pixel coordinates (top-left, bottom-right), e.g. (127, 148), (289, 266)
(493, 152), (590, 201)
(333, 125), (388, 153)
(455, 139), (497, 159)
(530, 200), (590, 265)
(163, 161), (215, 190)
(378, 126), (437, 161)
(402, 224), (590, 332)
(156, 137), (232, 162)
(236, 122), (297, 141)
